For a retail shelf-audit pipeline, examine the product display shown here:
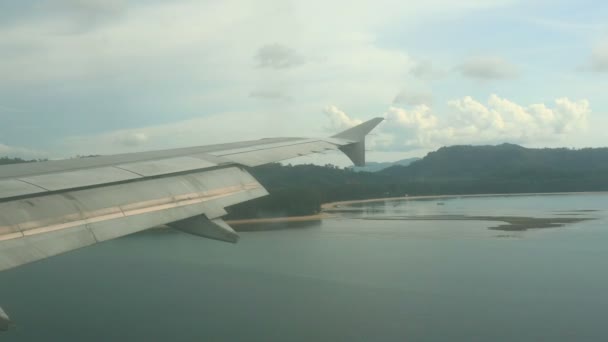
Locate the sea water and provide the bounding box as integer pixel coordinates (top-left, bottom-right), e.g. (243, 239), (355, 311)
(1, 193), (606, 341)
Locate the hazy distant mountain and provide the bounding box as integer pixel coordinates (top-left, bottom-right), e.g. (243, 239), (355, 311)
(350, 157), (420, 172)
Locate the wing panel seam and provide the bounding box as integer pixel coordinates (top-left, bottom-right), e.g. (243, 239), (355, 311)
(4, 183), (262, 241)
(14, 179), (50, 192)
(213, 139), (330, 157)
(112, 165), (145, 177)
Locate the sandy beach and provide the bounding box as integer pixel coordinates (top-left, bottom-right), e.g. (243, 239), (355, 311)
(226, 213), (329, 225)
(228, 192), (608, 225)
(322, 191), (608, 210)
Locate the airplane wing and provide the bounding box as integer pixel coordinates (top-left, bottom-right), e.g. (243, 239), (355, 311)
(0, 117), (382, 274)
(0, 116), (382, 330)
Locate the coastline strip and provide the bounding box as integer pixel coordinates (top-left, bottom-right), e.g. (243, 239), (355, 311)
(227, 213), (328, 225)
(321, 191), (608, 210)
(229, 191), (608, 225)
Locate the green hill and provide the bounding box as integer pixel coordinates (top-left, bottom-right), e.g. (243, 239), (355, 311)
(381, 143), (608, 180)
(377, 144), (608, 194)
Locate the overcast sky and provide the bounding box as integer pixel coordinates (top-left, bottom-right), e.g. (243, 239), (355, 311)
(1, 0), (607, 165)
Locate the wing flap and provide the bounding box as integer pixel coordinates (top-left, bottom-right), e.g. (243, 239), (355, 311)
(0, 167), (268, 271)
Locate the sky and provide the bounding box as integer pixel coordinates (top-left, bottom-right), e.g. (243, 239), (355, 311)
(0, 0), (607, 165)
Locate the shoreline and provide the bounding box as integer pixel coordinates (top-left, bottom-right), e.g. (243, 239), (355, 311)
(227, 213), (329, 225)
(229, 191), (608, 225)
(323, 191), (608, 210)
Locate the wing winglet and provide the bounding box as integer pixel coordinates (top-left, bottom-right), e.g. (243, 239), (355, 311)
(331, 117), (383, 142)
(331, 117), (383, 167)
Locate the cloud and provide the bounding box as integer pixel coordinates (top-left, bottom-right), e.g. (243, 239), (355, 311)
(2, 0), (583, 156)
(249, 90), (292, 101)
(0, 0), (127, 33)
(457, 56), (518, 80)
(54, 0), (126, 20)
(444, 95), (589, 142)
(409, 60), (445, 80)
(324, 105), (363, 131)
(383, 105), (439, 148)
(57, 110), (315, 157)
(527, 17), (601, 33)
(115, 132), (148, 147)
(587, 41), (608, 72)
(393, 90), (433, 106)
(59, 0), (125, 12)
(254, 44), (306, 69)
(52, 94), (590, 159)
(332, 95), (590, 151)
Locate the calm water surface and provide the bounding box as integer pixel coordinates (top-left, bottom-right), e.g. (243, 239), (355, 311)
(1, 193), (607, 341)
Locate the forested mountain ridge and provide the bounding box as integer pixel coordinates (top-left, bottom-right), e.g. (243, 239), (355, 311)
(381, 143), (608, 180)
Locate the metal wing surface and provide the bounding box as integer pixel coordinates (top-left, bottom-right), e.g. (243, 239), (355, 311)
(0, 117), (383, 274)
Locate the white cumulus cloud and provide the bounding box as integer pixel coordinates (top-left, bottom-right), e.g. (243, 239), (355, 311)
(327, 95), (590, 151)
(324, 105), (363, 131)
(448, 95), (589, 140)
(383, 105), (439, 148)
